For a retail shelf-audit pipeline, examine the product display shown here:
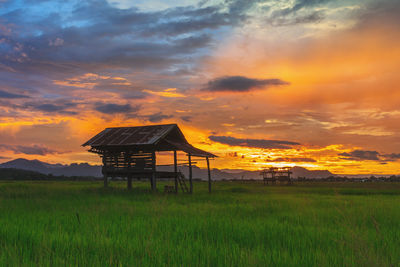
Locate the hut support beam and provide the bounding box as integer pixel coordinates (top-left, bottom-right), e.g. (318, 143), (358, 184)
(127, 175), (132, 190)
(102, 155), (108, 188)
(206, 156), (211, 193)
(188, 154), (193, 194)
(127, 152), (132, 190)
(151, 151), (156, 191)
(103, 174), (108, 187)
(174, 151), (178, 194)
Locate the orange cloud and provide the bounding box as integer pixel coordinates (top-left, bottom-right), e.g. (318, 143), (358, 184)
(53, 73), (130, 89)
(143, 88), (186, 98)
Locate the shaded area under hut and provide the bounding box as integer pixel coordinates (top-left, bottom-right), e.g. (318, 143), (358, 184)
(82, 124), (216, 193)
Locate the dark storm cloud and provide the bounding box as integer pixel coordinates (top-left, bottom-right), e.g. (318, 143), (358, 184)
(382, 153), (400, 161)
(146, 0), (257, 37)
(0, 90), (29, 99)
(0, 144), (59, 155)
(203, 76), (289, 92)
(209, 135), (300, 149)
(147, 11), (232, 36)
(174, 34), (213, 53)
(274, 0), (333, 17)
(33, 104), (71, 113)
(180, 116), (192, 122)
(94, 103), (139, 114)
(268, 0), (332, 26)
(120, 91), (149, 99)
(291, 0), (332, 11)
(339, 150), (400, 162)
(339, 150), (380, 161)
(267, 11), (324, 26)
(145, 112), (173, 123)
(23, 101), (78, 115)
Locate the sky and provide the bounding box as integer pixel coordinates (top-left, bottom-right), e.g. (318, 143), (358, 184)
(0, 0), (400, 174)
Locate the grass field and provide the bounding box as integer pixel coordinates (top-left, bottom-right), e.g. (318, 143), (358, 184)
(0, 181), (399, 266)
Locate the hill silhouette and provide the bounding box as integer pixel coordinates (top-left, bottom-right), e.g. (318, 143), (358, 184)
(0, 158), (334, 180)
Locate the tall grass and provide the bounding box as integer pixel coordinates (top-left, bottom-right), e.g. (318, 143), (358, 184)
(0, 181), (399, 266)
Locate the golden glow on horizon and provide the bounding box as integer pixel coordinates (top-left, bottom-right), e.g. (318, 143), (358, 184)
(1, 116), (400, 174)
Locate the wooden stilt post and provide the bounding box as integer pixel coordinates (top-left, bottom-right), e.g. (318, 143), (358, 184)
(174, 151), (178, 194)
(102, 154), (108, 188)
(151, 151), (156, 192)
(206, 156), (211, 193)
(127, 175), (132, 190)
(188, 153), (193, 194)
(127, 151), (132, 190)
(103, 174), (108, 187)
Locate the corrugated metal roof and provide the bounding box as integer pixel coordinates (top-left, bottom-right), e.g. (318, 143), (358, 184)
(82, 124), (217, 158)
(164, 139), (216, 158)
(82, 124), (176, 146)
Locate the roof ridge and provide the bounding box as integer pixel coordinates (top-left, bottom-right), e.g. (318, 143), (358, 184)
(105, 123), (177, 129)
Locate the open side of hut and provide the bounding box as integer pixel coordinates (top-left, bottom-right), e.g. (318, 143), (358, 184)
(82, 124), (216, 193)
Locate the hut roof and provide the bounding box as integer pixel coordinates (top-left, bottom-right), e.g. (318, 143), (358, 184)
(82, 124), (216, 158)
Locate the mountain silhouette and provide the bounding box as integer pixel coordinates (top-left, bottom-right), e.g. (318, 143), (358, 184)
(0, 158), (102, 177)
(0, 158), (334, 179)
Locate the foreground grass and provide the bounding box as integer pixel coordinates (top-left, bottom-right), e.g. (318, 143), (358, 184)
(0, 181), (399, 266)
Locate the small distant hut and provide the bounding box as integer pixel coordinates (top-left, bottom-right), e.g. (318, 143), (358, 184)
(82, 124), (216, 193)
(260, 167), (292, 185)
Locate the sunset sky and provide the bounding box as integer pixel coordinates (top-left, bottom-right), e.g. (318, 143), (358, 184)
(1, 0), (400, 174)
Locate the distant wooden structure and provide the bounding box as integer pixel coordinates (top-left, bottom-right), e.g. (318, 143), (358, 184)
(82, 124), (216, 193)
(261, 167), (292, 185)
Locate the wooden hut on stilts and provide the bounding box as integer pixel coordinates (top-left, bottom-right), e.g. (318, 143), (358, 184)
(82, 124), (216, 193)
(260, 167), (292, 185)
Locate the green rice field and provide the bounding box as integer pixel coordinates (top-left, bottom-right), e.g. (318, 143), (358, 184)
(0, 181), (399, 266)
